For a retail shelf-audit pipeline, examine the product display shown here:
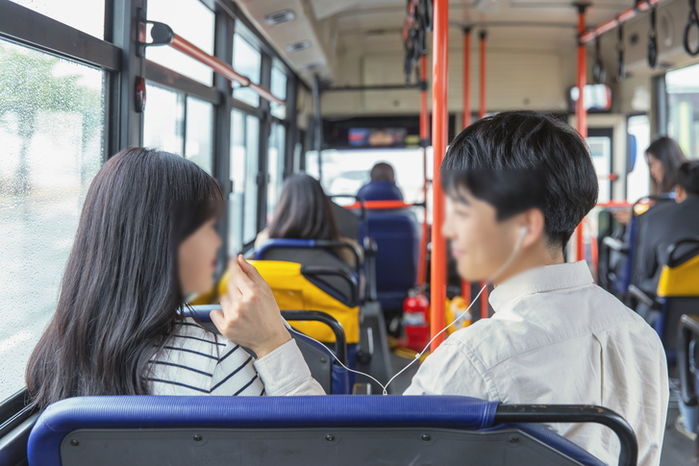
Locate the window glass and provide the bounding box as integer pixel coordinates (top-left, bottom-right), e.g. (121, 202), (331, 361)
(270, 66), (287, 119)
(267, 123), (286, 216)
(232, 34), (261, 107)
(146, 0), (215, 85)
(230, 110), (259, 253)
(314, 148), (432, 223)
(185, 97), (213, 174)
(143, 83), (184, 154)
(10, 0), (105, 39)
(666, 63), (699, 158)
(626, 115), (651, 201)
(0, 39), (104, 402)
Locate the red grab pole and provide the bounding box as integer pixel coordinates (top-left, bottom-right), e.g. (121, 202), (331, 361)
(417, 54), (430, 287)
(575, 5), (588, 262)
(170, 33), (283, 105)
(463, 28), (472, 128)
(430, 0), (449, 350)
(461, 28), (472, 303)
(478, 30), (490, 317)
(478, 31), (487, 119)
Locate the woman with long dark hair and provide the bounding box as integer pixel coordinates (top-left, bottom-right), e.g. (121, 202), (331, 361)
(612, 136), (688, 225)
(255, 173), (360, 266)
(26, 148), (321, 409)
(646, 136), (688, 195)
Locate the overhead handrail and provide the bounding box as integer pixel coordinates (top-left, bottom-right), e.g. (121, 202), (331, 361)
(143, 21), (283, 105)
(579, 0), (665, 44)
(684, 0), (699, 56)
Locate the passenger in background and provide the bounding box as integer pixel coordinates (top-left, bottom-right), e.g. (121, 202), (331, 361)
(636, 160), (699, 295)
(613, 136), (688, 224)
(255, 173), (360, 268)
(26, 148), (321, 409)
(357, 162), (404, 201)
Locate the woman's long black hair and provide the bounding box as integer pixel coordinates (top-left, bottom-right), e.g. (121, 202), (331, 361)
(267, 173), (340, 241)
(26, 148), (222, 409)
(646, 137), (688, 194)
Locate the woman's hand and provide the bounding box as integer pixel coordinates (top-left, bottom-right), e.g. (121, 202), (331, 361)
(210, 255), (291, 358)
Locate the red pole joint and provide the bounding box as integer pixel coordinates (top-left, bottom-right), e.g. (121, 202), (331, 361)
(429, 0), (449, 350)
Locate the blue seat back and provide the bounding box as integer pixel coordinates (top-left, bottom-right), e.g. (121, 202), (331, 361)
(360, 208), (419, 312)
(28, 396), (606, 466)
(357, 181), (403, 201)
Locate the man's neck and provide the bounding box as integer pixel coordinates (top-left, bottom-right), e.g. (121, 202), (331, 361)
(493, 248), (565, 287)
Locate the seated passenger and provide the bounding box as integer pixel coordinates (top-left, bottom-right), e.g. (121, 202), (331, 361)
(635, 160), (699, 295)
(255, 173), (360, 268)
(235, 112), (668, 465)
(613, 136), (687, 225)
(357, 162), (404, 201)
(25, 148), (321, 409)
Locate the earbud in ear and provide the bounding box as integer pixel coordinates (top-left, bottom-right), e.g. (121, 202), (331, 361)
(519, 226), (528, 238)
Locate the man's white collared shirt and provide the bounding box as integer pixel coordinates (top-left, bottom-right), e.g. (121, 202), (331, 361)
(404, 261), (669, 466)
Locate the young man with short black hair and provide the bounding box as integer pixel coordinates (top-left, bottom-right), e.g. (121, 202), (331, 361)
(403, 112), (668, 466)
(217, 112), (669, 466)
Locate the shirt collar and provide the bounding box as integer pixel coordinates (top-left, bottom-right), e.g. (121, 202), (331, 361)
(488, 261), (594, 311)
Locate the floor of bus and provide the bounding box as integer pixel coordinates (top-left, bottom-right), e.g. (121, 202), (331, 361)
(388, 353), (696, 465)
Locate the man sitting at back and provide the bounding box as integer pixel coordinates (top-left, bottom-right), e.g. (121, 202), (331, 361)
(635, 160), (699, 296)
(404, 112), (668, 466)
(357, 162), (404, 201)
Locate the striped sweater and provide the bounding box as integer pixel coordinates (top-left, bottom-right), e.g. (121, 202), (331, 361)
(147, 318), (264, 396)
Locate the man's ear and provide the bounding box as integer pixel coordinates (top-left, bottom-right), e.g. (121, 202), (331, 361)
(519, 209), (545, 247)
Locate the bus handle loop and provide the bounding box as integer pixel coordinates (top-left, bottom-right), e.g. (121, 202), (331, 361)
(685, 0), (699, 56)
(647, 5), (658, 67)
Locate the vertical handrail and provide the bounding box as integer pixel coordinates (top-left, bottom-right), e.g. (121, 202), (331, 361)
(462, 27), (473, 304)
(417, 54), (430, 287)
(575, 5), (588, 262)
(478, 30), (489, 317)
(429, 0), (449, 350)
(463, 28), (472, 127)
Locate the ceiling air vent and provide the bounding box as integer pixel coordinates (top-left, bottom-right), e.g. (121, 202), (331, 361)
(264, 10), (295, 26)
(286, 40), (311, 52)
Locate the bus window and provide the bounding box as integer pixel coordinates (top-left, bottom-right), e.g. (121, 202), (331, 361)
(267, 122), (286, 217)
(0, 39), (104, 403)
(9, 0), (104, 39)
(666, 63), (699, 158)
(317, 148), (431, 206)
(143, 83), (184, 155)
(232, 32), (261, 108)
(184, 97), (214, 175)
(626, 115), (651, 201)
(145, 0), (215, 85)
(230, 110), (259, 253)
(270, 66), (287, 119)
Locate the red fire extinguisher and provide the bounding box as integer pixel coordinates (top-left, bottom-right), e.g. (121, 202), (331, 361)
(402, 291), (430, 352)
